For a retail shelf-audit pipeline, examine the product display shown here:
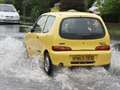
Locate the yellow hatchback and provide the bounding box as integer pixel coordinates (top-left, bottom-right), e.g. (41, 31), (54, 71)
(24, 12), (111, 75)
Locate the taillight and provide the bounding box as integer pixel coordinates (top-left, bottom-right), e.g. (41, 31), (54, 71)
(95, 45), (110, 51)
(52, 46), (72, 51)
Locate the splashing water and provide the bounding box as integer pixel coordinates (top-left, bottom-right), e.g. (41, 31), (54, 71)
(110, 41), (120, 76)
(0, 37), (120, 90)
(0, 37), (49, 82)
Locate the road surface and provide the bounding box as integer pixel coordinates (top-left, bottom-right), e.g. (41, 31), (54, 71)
(0, 25), (120, 90)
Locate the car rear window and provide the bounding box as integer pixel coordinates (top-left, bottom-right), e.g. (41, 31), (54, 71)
(0, 5), (16, 12)
(60, 17), (105, 39)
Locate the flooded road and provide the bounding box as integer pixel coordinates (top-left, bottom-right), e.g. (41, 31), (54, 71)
(0, 25), (120, 90)
(0, 25), (30, 39)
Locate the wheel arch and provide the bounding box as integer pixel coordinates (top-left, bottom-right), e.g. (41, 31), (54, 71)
(44, 50), (49, 56)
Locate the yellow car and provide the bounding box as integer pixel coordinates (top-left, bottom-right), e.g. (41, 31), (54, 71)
(24, 12), (111, 75)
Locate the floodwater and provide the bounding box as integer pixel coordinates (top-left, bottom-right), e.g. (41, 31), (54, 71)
(0, 25), (120, 90)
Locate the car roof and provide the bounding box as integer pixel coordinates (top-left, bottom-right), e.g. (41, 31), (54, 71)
(43, 12), (101, 19)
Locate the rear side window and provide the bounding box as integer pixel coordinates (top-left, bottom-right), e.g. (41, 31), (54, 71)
(60, 18), (105, 39)
(43, 16), (55, 33)
(37, 15), (48, 32)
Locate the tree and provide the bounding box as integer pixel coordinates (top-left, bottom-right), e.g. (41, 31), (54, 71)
(4, 0), (13, 3)
(22, 0), (32, 17)
(30, 0), (50, 21)
(97, 0), (120, 22)
(0, 0), (4, 3)
(12, 0), (24, 15)
(88, 0), (96, 8)
(99, 0), (120, 15)
(2, 0), (103, 22)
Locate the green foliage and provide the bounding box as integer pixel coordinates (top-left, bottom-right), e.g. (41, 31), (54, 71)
(12, 0), (24, 15)
(2, 0), (120, 22)
(11, 0), (50, 21)
(4, 0), (13, 3)
(3, 0), (120, 22)
(30, 0), (50, 21)
(1, 0), (97, 22)
(0, 0), (4, 3)
(87, 0), (96, 8)
(100, 0), (120, 15)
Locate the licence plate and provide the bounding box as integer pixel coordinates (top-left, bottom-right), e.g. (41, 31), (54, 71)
(72, 55), (94, 61)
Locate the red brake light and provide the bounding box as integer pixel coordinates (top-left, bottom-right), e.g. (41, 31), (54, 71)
(52, 46), (72, 51)
(95, 45), (110, 51)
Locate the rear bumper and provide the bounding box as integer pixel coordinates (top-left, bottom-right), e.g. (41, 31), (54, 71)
(50, 50), (111, 67)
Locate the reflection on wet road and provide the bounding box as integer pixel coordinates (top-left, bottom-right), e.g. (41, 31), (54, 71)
(0, 25), (30, 39)
(0, 25), (120, 90)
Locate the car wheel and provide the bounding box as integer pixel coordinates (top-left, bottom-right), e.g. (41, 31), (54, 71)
(44, 53), (53, 76)
(104, 64), (111, 71)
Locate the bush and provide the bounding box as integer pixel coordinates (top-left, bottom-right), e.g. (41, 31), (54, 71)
(101, 0), (120, 15)
(102, 14), (119, 23)
(97, 0), (120, 22)
(0, 0), (4, 3)
(30, 0), (50, 21)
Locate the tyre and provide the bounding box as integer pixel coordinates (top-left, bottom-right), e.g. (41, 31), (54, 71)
(44, 53), (53, 76)
(104, 64), (111, 71)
